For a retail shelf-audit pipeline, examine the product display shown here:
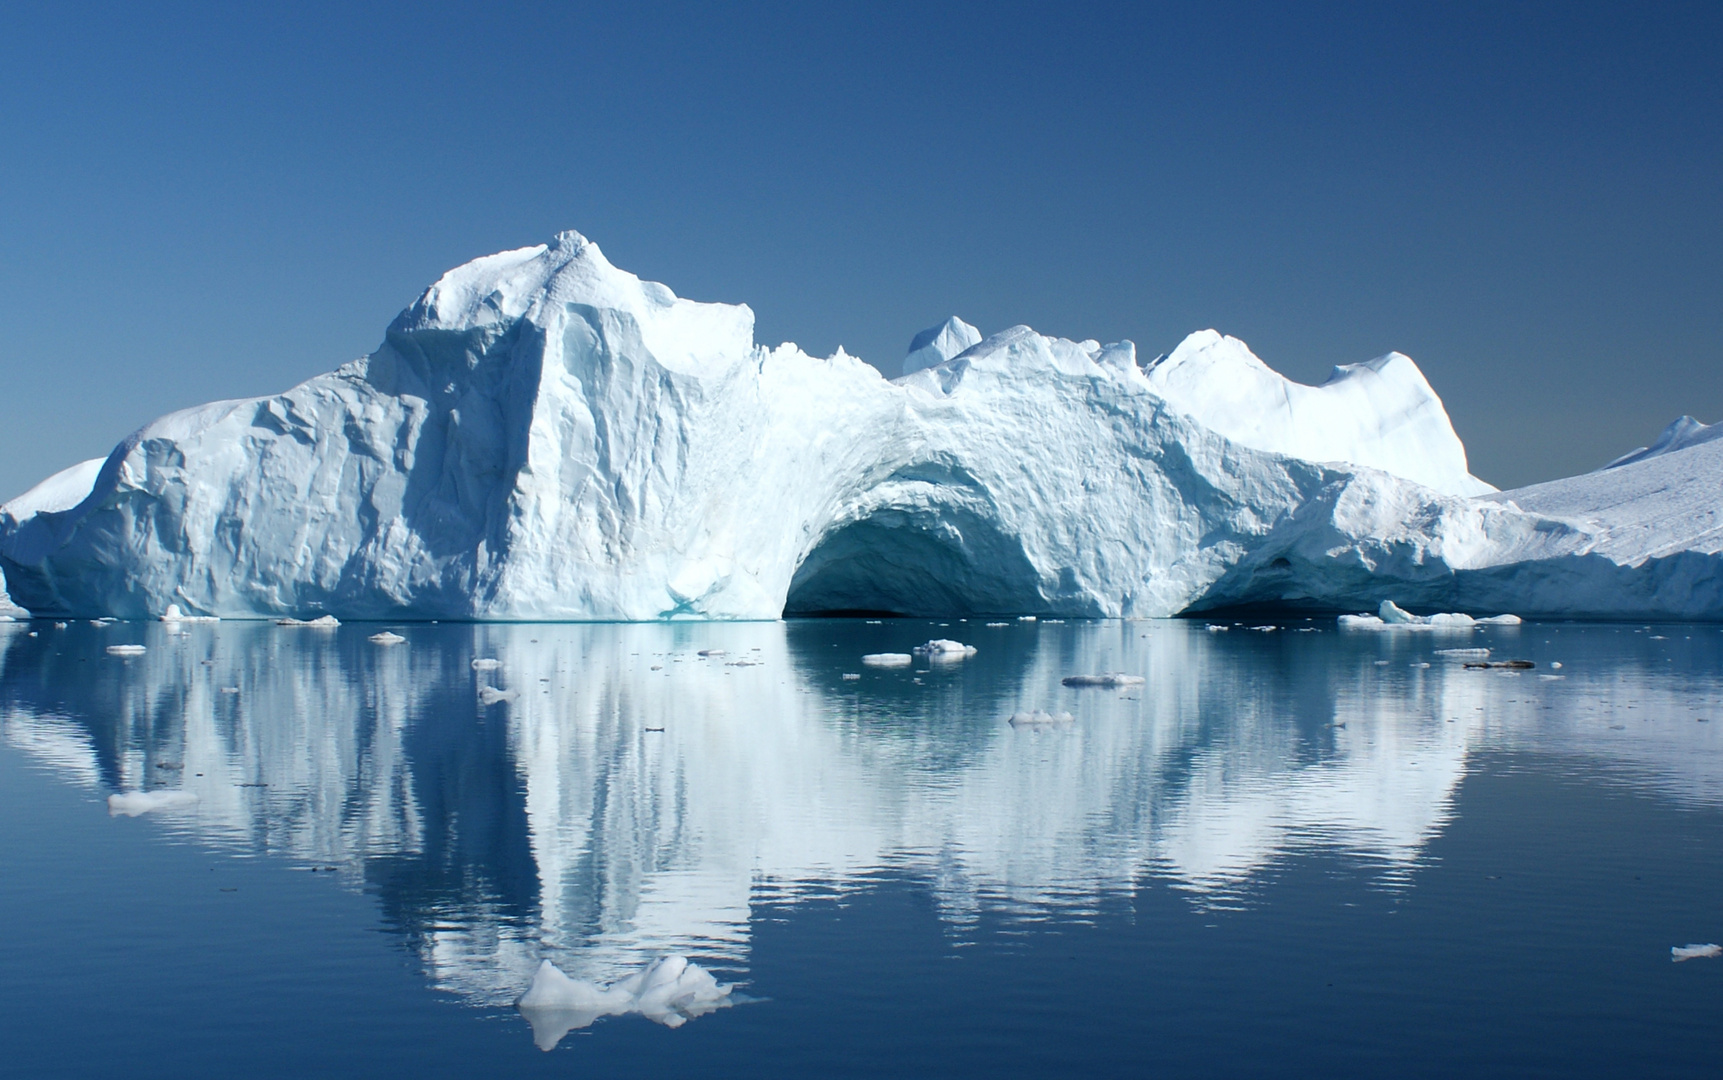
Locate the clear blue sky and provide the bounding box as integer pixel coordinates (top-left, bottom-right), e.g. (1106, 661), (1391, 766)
(1, 1), (1718, 498)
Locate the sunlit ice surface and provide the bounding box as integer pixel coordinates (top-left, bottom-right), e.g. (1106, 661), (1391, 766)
(2, 617), (1721, 1077)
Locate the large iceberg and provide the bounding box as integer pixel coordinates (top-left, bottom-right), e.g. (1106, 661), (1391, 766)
(1, 231), (1718, 620)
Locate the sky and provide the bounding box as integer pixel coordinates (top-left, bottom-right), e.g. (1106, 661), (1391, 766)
(0, 0), (1719, 498)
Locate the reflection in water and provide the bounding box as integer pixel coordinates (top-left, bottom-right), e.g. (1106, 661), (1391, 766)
(2, 618), (1721, 1045)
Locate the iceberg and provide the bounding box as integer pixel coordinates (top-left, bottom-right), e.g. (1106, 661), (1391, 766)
(1, 230), (1720, 621)
(108, 790), (199, 816)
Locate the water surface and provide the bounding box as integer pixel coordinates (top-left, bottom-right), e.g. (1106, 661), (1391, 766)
(2, 617), (1720, 1077)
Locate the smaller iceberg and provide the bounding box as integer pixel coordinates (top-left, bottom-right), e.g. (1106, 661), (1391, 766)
(1009, 710), (1074, 727)
(516, 956), (733, 1049)
(160, 604), (218, 623)
(276, 615), (340, 628)
(105, 644), (146, 657)
(1339, 601), (1521, 630)
(913, 639), (976, 661)
(108, 790), (199, 817)
(368, 632), (405, 645)
(478, 686), (519, 705)
(862, 653), (913, 667)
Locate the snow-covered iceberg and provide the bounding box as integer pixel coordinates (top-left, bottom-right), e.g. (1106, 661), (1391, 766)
(1, 231), (1719, 620)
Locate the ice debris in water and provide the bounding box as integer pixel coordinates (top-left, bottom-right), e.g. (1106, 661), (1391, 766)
(108, 790), (199, 816)
(105, 644), (146, 657)
(159, 603), (218, 623)
(862, 652), (914, 667)
(1009, 710), (1075, 727)
(1671, 943), (1722, 962)
(697, 648), (725, 657)
(1435, 648), (1492, 658)
(913, 639), (976, 661)
(515, 956), (733, 1050)
(842, 673), (861, 680)
(1340, 601), (1521, 630)
(471, 658), (502, 671)
(478, 686), (519, 705)
(368, 632), (405, 645)
(275, 615), (340, 627)
(1062, 673), (1146, 687)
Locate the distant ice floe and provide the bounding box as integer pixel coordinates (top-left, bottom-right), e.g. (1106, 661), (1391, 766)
(913, 639), (976, 661)
(275, 615), (340, 628)
(1340, 601), (1521, 631)
(105, 644), (146, 657)
(861, 653), (913, 667)
(368, 632), (405, 645)
(108, 790), (199, 816)
(1671, 943), (1721, 962)
(1061, 673), (1146, 687)
(516, 956), (732, 1049)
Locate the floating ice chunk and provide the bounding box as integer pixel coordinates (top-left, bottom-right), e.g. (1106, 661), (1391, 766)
(220, 686), (240, 694)
(108, 790), (199, 816)
(1550, 662), (1563, 669)
(1671, 943), (1722, 962)
(1341, 602), (1520, 631)
(105, 644), (146, 657)
(471, 658), (502, 671)
(841, 673), (860, 680)
(368, 632), (405, 645)
(478, 686), (519, 704)
(862, 652), (913, 667)
(1435, 648), (1491, 658)
(697, 649), (726, 657)
(516, 956), (733, 1049)
(1018, 616), (1037, 622)
(1062, 673), (1146, 687)
(160, 604), (219, 623)
(276, 615), (340, 627)
(913, 639), (976, 661)
(1206, 624), (1229, 632)
(1009, 710), (1075, 727)
(985, 622), (1010, 627)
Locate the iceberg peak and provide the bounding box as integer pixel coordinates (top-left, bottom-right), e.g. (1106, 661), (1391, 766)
(901, 316), (982, 377)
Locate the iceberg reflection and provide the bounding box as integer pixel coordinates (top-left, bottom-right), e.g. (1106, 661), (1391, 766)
(2, 617), (1721, 1045)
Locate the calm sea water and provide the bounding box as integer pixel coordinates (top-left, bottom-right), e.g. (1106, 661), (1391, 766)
(2, 616), (1720, 1078)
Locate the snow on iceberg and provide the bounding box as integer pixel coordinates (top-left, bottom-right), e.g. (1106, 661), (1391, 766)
(1143, 330), (1494, 497)
(2, 230), (1721, 621)
(515, 956), (732, 1049)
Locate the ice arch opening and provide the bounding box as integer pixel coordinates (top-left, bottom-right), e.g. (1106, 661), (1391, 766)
(783, 505), (1048, 617)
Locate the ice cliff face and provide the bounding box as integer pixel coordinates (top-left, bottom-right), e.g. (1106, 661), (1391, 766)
(1, 230), (1719, 620)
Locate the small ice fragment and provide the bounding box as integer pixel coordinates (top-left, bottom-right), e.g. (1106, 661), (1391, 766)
(1550, 662), (1563, 669)
(471, 658), (502, 671)
(1436, 648), (1491, 658)
(220, 686), (240, 694)
(1478, 614), (1522, 625)
(516, 956), (732, 1050)
(160, 604), (218, 623)
(842, 673), (860, 680)
(913, 639), (976, 661)
(1018, 616), (1036, 622)
(106, 644), (146, 657)
(1374, 660), (1390, 666)
(369, 632), (405, 645)
(108, 790), (199, 816)
(1412, 662), (1431, 668)
(1206, 624), (1229, 632)
(1062, 673), (1146, 687)
(1008, 710), (1075, 727)
(985, 622), (1010, 627)
(865, 620), (883, 625)
(276, 615), (339, 627)
(697, 649), (725, 657)
(862, 653), (913, 666)
(1672, 943), (1721, 962)
(1251, 625), (1278, 632)
(478, 686), (519, 704)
